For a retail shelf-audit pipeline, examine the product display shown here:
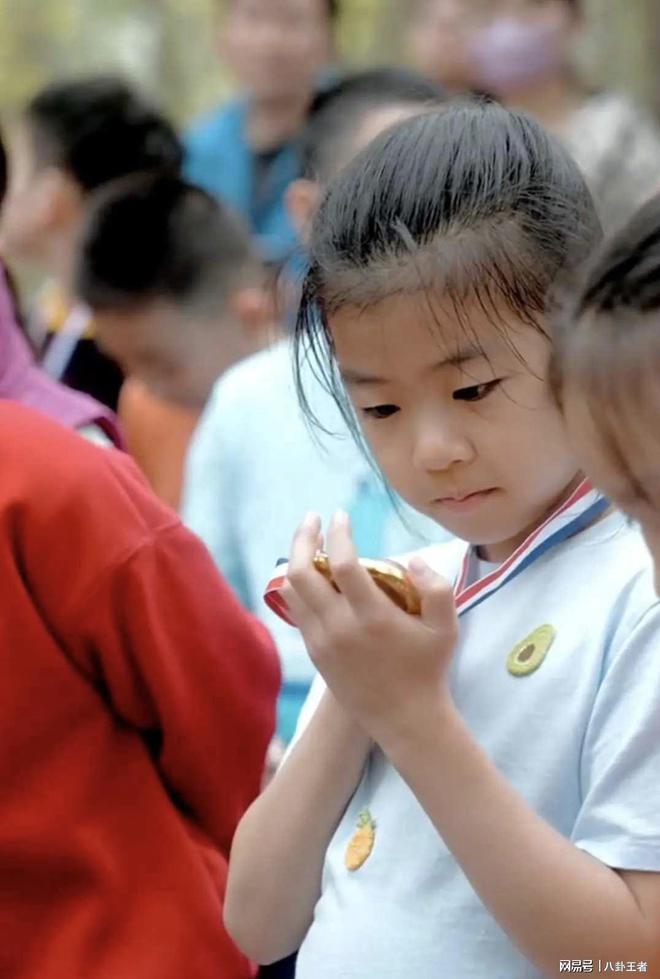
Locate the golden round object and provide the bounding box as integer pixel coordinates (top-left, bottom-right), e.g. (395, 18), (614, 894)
(313, 552), (421, 615)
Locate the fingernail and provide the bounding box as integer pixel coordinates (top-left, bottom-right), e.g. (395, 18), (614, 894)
(302, 511), (320, 529)
(332, 509), (349, 527)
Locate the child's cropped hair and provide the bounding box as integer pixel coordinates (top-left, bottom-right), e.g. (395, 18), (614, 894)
(295, 100), (601, 434)
(77, 174), (257, 318)
(26, 75), (182, 192)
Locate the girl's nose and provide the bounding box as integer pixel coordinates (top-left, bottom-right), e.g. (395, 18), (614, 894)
(412, 418), (474, 473)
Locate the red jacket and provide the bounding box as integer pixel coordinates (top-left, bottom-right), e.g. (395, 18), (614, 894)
(0, 403), (280, 978)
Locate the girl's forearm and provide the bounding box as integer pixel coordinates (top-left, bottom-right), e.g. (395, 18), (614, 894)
(224, 691), (371, 965)
(381, 707), (657, 978)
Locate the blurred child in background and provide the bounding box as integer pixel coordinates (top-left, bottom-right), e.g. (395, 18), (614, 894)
(0, 127), (122, 446)
(75, 174), (275, 508)
(185, 0), (339, 263)
(408, 0), (660, 231)
(0, 75), (182, 410)
(555, 191), (660, 589)
(182, 68), (448, 748)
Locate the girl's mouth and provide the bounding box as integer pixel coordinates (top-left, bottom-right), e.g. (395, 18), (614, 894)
(435, 489), (497, 512)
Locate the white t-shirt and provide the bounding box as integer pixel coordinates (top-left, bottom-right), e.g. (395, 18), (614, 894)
(293, 512), (660, 978)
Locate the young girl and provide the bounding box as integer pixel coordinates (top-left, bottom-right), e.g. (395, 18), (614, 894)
(224, 102), (660, 977)
(554, 190), (660, 591)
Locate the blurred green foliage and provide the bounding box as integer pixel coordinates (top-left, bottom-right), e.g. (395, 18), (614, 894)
(0, 0), (407, 125)
(0, 0), (657, 127)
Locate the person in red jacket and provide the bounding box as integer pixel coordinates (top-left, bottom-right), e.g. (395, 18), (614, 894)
(0, 400), (280, 979)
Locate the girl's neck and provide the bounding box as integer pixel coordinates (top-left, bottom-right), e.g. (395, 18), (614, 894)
(478, 473), (586, 564)
(507, 75), (584, 139)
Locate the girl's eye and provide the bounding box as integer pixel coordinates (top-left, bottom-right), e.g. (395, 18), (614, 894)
(453, 379), (502, 403)
(362, 404), (400, 420)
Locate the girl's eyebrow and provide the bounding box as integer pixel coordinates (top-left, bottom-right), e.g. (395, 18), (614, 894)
(340, 345), (485, 386)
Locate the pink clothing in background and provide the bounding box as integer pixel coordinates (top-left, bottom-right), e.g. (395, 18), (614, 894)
(0, 263), (123, 447)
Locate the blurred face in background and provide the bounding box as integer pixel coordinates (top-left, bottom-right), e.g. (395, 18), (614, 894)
(221, 0), (334, 102)
(94, 282), (275, 409)
(94, 304), (238, 409)
(409, 0), (578, 96)
(409, 0), (476, 92)
(0, 122), (81, 264)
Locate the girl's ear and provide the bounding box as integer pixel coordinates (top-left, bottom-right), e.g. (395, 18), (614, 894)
(286, 178), (322, 244)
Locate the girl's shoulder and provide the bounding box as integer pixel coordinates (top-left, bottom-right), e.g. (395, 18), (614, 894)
(549, 512), (658, 664)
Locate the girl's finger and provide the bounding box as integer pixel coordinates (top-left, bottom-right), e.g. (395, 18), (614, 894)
(407, 557), (458, 636)
(281, 580), (319, 634)
(325, 511), (388, 614)
(287, 513), (337, 615)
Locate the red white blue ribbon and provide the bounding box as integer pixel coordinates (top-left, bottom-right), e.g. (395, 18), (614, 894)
(264, 479), (609, 627)
(452, 478), (609, 616)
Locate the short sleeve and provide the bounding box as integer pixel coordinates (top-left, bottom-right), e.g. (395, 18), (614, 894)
(280, 673), (328, 768)
(571, 603), (660, 871)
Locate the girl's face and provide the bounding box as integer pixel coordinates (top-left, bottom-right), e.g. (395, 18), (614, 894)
(562, 376), (660, 592)
(331, 291), (580, 562)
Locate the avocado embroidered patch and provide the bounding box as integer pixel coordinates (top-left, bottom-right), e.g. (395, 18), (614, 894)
(506, 625), (556, 677)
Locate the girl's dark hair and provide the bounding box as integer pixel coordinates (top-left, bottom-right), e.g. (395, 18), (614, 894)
(295, 99), (601, 438)
(569, 192), (660, 318)
(26, 75), (183, 194)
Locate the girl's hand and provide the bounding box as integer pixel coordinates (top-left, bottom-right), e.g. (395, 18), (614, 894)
(283, 510), (459, 750)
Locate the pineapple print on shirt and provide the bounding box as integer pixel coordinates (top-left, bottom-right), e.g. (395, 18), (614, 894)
(345, 809), (376, 871)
